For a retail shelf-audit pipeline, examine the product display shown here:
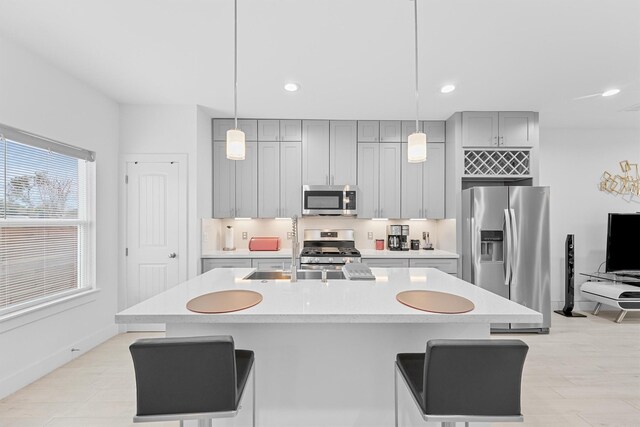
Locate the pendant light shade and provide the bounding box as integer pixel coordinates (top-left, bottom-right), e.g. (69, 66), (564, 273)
(226, 128), (245, 160)
(226, 0), (245, 160)
(409, 0), (427, 163)
(407, 131), (427, 163)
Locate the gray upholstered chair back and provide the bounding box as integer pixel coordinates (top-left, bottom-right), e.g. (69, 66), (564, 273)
(130, 336), (238, 416)
(423, 339), (528, 417)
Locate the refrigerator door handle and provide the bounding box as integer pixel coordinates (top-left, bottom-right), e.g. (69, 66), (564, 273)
(504, 209), (513, 285)
(509, 208), (519, 281)
(471, 217), (476, 276)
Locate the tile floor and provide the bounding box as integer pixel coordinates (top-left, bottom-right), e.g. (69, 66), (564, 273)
(0, 310), (638, 427)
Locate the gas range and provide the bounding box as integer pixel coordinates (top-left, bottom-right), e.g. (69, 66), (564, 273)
(299, 229), (361, 269)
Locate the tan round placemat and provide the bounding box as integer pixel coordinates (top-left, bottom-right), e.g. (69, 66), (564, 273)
(186, 290), (263, 314)
(396, 290), (474, 314)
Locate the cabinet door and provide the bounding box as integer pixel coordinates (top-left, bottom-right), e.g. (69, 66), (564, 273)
(378, 143), (401, 219)
(362, 258), (409, 268)
(379, 121), (401, 142)
(280, 142), (302, 217)
(302, 120), (330, 185)
(358, 121), (379, 142)
(499, 112), (535, 147)
(213, 141), (235, 218)
(251, 258), (292, 271)
(202, 258), (252, 273)
(329, 120), (357, 185)
(237, 119), (258, 141)
(258, 141), (280, 217)
(409, 258), (457, 274)
(258, 120), (280, 142)
(212, 119), (235, 141)
(401, 121), (422, 142)
(422, 121), (446, 143)
(280, 120), (302, 142)
(357, 143), (379, 218)
(462, 112), (499, 147)
(401, 143), (423, 219)
(424, 143), (445, 219)
(235, 142), (258, 217)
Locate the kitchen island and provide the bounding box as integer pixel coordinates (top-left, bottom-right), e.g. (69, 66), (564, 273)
(116, 267), (541, 427)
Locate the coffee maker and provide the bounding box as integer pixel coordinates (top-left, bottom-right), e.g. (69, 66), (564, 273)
(387, 225), (410, 251)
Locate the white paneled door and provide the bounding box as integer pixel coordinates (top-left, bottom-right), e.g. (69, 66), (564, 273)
(126, 161), (186, 309)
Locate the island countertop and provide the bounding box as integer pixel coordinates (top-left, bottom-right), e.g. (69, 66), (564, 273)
(116, 267), (541, 325)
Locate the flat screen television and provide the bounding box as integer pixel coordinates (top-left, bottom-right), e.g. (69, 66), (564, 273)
(605, 213), (640, 274)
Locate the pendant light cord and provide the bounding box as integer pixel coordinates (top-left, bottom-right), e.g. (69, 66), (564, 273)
(413, 0), (420, 132)
(234, 0), (238, 129)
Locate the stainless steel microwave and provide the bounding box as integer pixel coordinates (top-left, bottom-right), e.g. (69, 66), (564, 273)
(302, 185), (358, 216)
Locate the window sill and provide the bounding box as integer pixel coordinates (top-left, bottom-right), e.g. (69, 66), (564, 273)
(0, 288), (101, 334)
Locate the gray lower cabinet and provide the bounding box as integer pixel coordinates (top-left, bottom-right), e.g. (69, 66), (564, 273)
(202, 258), (252, 273)
(357, 143), (401, 218)
(258, 141), (302, 218)
(401, 143), (445, 219)
(362, 258), (410, 268)
(213, 141), (258, 218)
(252, 258), (292, 270)
(409, 258), (457, 275)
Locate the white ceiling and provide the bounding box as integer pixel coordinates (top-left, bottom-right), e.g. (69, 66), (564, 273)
(1, 0), (639, 128)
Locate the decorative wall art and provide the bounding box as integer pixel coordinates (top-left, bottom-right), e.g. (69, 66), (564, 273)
(600, 160), (640, 200)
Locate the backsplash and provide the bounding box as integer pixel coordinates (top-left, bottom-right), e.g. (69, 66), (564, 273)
(202, 217), (456, 254)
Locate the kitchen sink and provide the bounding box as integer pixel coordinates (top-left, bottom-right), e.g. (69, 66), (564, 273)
(243, 270), (345, 280)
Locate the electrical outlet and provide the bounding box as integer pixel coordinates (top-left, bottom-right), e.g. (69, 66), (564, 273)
(287, 232), (292, 240)
(367, 232), (373, 240)
(242, 232), (248, 240)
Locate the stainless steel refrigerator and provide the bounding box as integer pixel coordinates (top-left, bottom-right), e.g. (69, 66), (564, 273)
(462, 186), (550, 332)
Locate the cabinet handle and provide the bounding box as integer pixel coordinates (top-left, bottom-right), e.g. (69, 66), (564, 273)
(493, 136), (498, 146)
(500, 136), (504, 145)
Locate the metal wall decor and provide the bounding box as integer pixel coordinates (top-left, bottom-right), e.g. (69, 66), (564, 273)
(599, 160), (640, 198)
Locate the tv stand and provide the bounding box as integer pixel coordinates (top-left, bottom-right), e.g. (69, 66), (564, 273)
(580, 279), (640, 323)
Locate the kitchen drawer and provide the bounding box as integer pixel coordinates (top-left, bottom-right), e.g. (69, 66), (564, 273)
(362, 258), (409, 268)
(252, 258), (292, 270)
(202, 258), (252, 273)
(409, 258), (457, 274)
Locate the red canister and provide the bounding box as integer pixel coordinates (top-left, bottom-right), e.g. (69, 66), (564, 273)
(375, 239), (385, 250)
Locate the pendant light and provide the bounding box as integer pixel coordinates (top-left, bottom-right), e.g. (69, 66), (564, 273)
(407, 0), (427, 163)
(226, 0), (245, 160)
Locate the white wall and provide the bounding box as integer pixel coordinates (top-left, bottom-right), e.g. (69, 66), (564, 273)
(539, 127), (640, 308)
(119, 104), (208, 279)
(0, 35), (120, 398)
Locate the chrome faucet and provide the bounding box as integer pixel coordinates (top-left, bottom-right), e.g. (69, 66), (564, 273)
(290, 215), (298, 282)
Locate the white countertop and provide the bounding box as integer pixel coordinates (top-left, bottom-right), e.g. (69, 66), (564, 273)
(202, 248), (459, 259)
(116, 267), (540, 324)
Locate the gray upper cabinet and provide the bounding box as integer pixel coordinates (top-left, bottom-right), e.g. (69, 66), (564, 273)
(329, 121), (357, 185)
(422, 121), (446, 143)
(401, 143), (445, 219)
(302, 120), (330, 185)
(358, 121), (379, 142)
(258, 120), (280, 142)
(357, 142), (401, 218)
(280, 142), (302, 217)
(379, 121), (401, 142)
(401, 120), (422, 142)
(213, 119), (258, 141)
(213, 141), (257, 218)
(258, 141), (280, 217)
(462, 112), (535, 147)
(280, 120), (302, 142)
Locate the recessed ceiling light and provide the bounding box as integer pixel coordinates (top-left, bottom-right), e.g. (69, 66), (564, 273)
(284, 83), (299, 92)
(602, 89), (620, 97)
(440, 84), (456, 93)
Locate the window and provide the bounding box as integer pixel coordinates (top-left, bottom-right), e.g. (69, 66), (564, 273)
(0, 124), (95, 316)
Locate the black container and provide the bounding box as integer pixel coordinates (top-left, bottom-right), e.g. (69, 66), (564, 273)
(410, 239), (420, 250)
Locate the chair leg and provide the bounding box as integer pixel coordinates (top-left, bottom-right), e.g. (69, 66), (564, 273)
(441, 422), (456, 427)
(616, 310), (627, 323)
(253, 362), (257, 427)
(394, 364), (399, 427)
(592, 302), (601, 315)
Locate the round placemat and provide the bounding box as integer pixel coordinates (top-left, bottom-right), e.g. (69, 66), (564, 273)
(396, 290), (474, 314)
(186, 290), (263, 314)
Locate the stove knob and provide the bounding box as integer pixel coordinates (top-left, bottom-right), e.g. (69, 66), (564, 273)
(314, 258), (320, 263)
(344, 258), (352, 263)
(328, 257), (334, 263)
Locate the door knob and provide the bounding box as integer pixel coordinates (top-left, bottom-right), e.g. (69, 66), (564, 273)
(169, 253), (177, 258)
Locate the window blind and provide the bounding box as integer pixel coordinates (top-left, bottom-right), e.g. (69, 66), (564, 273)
(0, 128), (92, 315)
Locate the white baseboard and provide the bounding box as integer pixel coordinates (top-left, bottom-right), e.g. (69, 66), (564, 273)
(0, 323), (119, 399)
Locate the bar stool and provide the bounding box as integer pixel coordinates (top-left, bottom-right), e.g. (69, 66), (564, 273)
(395, 339), (528, 427)
(129, 336), (255, 427)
